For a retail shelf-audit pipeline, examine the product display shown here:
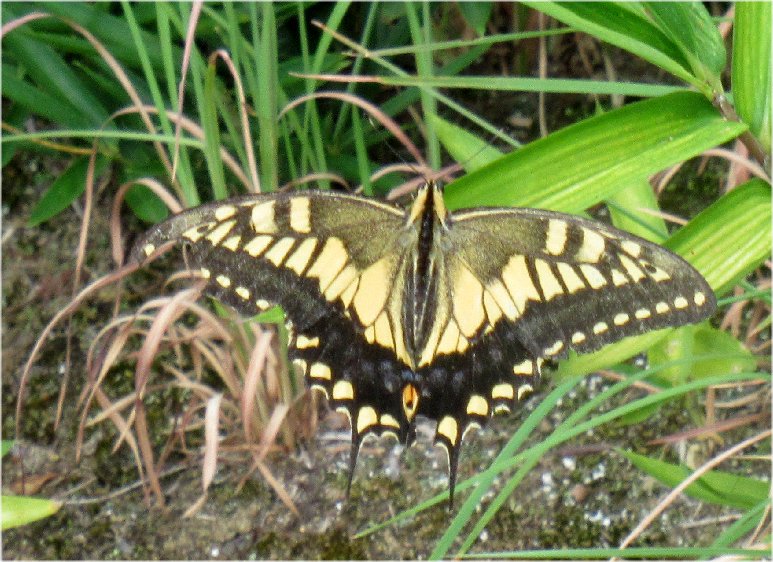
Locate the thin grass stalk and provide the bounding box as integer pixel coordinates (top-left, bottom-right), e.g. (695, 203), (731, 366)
(305, 2), (351, 185)
(406, 2), (440, 170)
(280, 91), (426, 167)
(453, 370), (763, 557)
(330, 2), (379, 142)
(170, 2), (201, 188)
(202, 54), (227, 199)
(453, 354), (761, 555)
(351, 108), (372, 195)
(255, 2), (279, 192)
(133, 398), (164, 505)
(122, 1), (194, 196)
(311, 20), (519, 148)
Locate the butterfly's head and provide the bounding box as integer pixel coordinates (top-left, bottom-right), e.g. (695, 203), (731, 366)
(408, 181), (449, 227)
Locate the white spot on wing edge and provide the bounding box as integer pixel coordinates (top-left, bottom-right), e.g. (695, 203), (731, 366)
(571, 331), (586, 344)
(436, 416), (459, 445)
(289, 197), (312, 233)
(492, 383), (514, 400)
(466, 395), (489, 416)
(545, 219), (568, 256)
(309, 362), (331, 380)
(674, 296), (689, 309)
(214, 205), (237, 221)
(543, 340), (564, 356)
(613, 312), (630, 326)
(332, 380), (354, 401)
(357, 406), (378, 434)
(250, 201), (277, 233)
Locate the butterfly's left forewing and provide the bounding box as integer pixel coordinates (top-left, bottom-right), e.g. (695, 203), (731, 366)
(135, 191), (420, 446)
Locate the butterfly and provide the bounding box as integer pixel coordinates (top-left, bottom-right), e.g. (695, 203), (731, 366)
(134, 181), (715, 504)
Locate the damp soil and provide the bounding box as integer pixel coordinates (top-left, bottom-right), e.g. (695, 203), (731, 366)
(2, 148), (764, 561)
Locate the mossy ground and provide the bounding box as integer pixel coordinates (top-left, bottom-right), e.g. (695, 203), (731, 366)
(2, 62), (764, 558)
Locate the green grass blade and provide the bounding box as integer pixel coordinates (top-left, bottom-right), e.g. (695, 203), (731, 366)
(465, 547), (766, 559)
(3, 32), (111, 129)
(376, 74), (681, 98)
(442, 369), (762, 558)
(202, 60), (227, 200)
(406, 2), (440, 170)
(458, 2), (492, 37)
(429, 376), (585, 559)
(255, 2), (280, 192)
(667, 178), (771, 296)
(606, 178), (669, 243)
(711, 499), (771, 549)
(1, 64), (96, 131)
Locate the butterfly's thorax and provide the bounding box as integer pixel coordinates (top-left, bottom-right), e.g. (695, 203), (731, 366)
(402, 183), (449, 367)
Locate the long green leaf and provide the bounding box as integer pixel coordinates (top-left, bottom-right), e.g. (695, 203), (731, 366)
(606, 178), (668, 243)
(732, 2), (771, 153)
(256, 2), (280, 192)
(429, 113), (503, 173)
(644, 2), (726, 91)
(201, 60), (227, 201)
(525, 2), (697, 88)
(444, 91), (746, 213)
(711, 499), (771, 549)
(376, 74), (680, 98)
(667, 178), (771, 295)
(465, 547), (765, 559)
(620, 449), (770, 509)
(2, 32), (110, 128)
(28, 156), (108, 226)
(1, 495), (62, 530)
(1, 65), (96, 131)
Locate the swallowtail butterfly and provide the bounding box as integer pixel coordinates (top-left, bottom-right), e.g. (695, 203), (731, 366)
(134, 182), (715, 503)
